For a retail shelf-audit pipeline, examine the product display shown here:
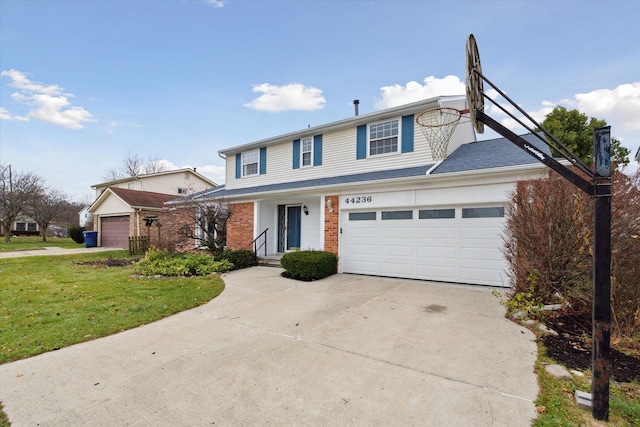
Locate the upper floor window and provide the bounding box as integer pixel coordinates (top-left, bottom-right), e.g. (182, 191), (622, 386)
(242, 149), (259, 177)
(357, 115), (413, 160)
(178, 187), (188, 195)
(369, 119), (400, 156)
(302, 137), (313, 167)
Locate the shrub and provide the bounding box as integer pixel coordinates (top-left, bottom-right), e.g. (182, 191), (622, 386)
(135, 247), (233, 277)
(217, 249), (257, 270)
(69, 226), (86, 244)
(280, 250), (337, 281)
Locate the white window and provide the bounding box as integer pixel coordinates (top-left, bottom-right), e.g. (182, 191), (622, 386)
(178, 187), (188, 195)
(242, 150), (259, 177)
(301, 137), (313, 167)
(369, 119), (400, 156)
(128, 183), (135, 190)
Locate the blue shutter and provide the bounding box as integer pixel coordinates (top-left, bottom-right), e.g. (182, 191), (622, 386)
(235, 153), (241, 178)
(356, 125), (367, 159)
(401, 114), (414, 153)
(259, 147), (266, 174)
(313, 135), (322, 166)
(293, 139), (300, 169)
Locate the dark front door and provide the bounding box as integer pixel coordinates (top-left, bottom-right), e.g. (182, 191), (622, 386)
(286, 206), (301, 250)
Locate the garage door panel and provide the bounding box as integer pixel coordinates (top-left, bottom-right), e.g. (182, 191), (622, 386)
(346, 243), (379, 255)
(461, 247), (503, 261)
(379, 245), (414, 256)
(416, 246), (456, 258)
(417, 226), (457, 239)
(380, 227), (415, 238)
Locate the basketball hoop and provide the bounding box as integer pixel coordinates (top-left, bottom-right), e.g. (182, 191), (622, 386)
(416, 107), (468, 161)
(466, 34), (484, 134)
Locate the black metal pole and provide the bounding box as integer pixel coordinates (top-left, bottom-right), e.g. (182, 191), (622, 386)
(592, 126), (612, 421)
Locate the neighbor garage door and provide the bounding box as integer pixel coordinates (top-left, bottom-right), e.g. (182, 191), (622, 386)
(100, 216), (130, 249)
(340, 206), (508, 287)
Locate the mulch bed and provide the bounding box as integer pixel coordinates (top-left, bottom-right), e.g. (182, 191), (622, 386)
(75, 258), (139, 267)
(540, 311), (640, 383)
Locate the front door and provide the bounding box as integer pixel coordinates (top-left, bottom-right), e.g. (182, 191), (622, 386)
(286, 206), (301, 250)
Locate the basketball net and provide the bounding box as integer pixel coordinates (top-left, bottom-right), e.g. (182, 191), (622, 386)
(415, 107), (465, 161)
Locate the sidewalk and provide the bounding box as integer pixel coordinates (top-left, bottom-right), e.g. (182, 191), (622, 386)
(0, 246), (124, 259)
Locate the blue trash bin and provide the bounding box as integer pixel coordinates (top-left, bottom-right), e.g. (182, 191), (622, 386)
(83, 231), (98, 248)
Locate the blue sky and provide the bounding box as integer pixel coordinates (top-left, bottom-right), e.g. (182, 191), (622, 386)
(1, 0), (639, 202)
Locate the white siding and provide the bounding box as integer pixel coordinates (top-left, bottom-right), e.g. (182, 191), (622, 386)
(226, 116), (476, 191)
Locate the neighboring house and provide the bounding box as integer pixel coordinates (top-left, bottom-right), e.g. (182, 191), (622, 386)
(88, 168), (217, 248)
(88, 187), (180, 248)
(79, 206), (93, 227)
(0, 215), (40, 236)
(183, 95), (549, 287)
(91, 168), (216, 199)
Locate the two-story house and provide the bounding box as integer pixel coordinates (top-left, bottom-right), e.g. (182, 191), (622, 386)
(188, 96), (548, 287)
(88, 168), (216, 248)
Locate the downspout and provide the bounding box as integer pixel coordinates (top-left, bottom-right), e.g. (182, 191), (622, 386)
(135, 208), (141, 237)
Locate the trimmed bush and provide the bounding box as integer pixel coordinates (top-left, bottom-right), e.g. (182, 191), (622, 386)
(217, 249), (257, 270)
(69, 226), (86, 244)
(280, 250), (337, 281)
(135, 248), (233, 277)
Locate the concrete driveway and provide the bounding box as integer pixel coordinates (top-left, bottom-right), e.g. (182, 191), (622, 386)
(0, 267), (539, 426)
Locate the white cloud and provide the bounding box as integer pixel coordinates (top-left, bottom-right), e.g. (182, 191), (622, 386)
(375, 75), (466, 110)
(202, 0), (226, 7)
(106, 120), (143, 133)
(244, 83), (326, 112)
(191, 164), (226, 185)
(0, 106), (28, 122)
(0, 69), (96, 129)
(567, 82), (640, 132)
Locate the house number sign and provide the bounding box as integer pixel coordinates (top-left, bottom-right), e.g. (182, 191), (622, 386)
(344, 195), (372, 204)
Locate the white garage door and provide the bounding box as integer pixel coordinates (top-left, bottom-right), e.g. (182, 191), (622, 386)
(340, 206), (508, 287)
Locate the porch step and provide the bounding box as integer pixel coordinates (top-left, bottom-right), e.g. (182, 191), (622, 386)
(257, 256), (283, 268)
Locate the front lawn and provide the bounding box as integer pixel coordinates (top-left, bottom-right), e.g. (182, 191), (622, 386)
(0, 236), (84, 252)
(0, 251), (224, 364)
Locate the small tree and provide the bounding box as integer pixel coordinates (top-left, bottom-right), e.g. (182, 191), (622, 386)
(164, 198), (231, 254)
(539, 106), (630, 167)
(26, 187), (70, 242)
(0, 164), (44, 243)
(102, 153), (167, 181)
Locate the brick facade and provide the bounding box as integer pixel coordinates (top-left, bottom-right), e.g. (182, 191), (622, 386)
(323, 195), (339, 255)
(226, 202), (254, 251)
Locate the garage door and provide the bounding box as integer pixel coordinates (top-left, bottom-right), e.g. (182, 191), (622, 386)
(100, 216), (130, 249)
(340, 206), (508, 287)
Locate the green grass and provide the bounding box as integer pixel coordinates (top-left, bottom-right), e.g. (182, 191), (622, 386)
(533, 340), (640, 427)
(0, 251), (225, 364)
(0, 236), (84, 252)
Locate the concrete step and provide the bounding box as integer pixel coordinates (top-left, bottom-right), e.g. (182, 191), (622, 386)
(257, 257), (282, 268)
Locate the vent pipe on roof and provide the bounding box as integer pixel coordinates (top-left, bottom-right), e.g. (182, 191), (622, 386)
(353, 99), (360, 116)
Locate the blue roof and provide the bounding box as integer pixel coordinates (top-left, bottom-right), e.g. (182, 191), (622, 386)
(432, 132), (551, 174)
(189, 133), (549, 200)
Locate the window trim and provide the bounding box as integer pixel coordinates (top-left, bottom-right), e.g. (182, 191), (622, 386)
(242, 149), (260, 177)
(367, 117), (402, 158)
(301, 137), (313, 167)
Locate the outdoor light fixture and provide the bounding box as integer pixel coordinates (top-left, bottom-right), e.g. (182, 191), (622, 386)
(303, 205), (309, 215)
(326, 199), (333, 212)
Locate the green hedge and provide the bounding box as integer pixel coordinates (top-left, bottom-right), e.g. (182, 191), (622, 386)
(135, 248), (233, 277)
(281, 250), (337, 281)
(216, 249), (257, 270)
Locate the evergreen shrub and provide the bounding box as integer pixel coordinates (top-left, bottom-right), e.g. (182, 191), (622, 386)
(69, 226), (86, 244)
(281, 250), (337, 281)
